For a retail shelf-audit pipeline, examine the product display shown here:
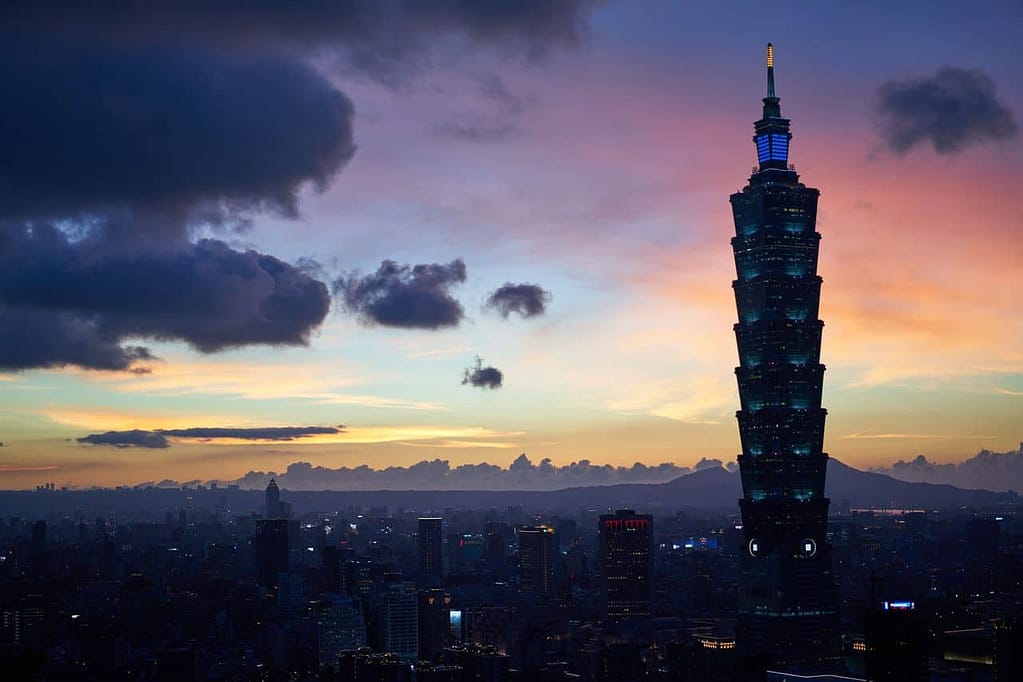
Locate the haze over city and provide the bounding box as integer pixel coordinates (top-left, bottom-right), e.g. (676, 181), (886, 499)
(1, 1), (1020, 491)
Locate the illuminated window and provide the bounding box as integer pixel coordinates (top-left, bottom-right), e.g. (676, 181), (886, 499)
(755, 133), (790, 163)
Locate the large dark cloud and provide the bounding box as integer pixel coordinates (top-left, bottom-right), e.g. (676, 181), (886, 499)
(0, 223), (330, 369)
(462, 356), (503, 389)
(484, 282), (551, 319)
(0, 35), (352, 370)
(0, 39), (355, 221)
(1, 2), (595, 84)
(78, 425), (343, 448)
(334, 259), (467, 329)
(877, 67), (1018, 155)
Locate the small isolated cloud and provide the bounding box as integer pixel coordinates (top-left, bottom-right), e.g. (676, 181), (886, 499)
(77, 425), (343, 448)
(462, 356), (503, 389)
(334, 259), (466, 329)
(877, 67), (1018, 155)
(484, 282), (551, 319)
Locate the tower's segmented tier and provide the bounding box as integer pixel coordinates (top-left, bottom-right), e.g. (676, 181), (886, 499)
(730, 44), (838, 663)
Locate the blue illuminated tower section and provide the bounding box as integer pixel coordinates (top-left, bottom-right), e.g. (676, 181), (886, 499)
(730, 44), (838, 662)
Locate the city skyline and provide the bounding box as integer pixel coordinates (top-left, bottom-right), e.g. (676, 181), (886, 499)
(1, 2), (1022, 489)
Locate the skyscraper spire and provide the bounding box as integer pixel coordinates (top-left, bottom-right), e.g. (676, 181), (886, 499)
(754, 42), (789, 170)
(761, 42), (782, 120)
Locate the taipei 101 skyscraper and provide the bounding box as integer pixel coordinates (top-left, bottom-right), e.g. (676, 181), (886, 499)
(730, 44), (838, 662)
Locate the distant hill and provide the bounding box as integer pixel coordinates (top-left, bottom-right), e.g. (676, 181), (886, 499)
(824, 458), (1017, 509)
(0, 459), (1016, 518)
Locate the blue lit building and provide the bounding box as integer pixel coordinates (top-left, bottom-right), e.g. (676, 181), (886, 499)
(730, 44), (838, 662)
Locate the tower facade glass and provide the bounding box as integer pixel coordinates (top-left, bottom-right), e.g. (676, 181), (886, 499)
(730, 44), (838, 662)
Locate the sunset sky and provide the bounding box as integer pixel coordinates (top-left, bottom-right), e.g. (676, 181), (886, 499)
(1, 1), (1020, 489)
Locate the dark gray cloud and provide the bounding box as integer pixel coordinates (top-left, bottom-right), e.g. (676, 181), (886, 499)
(0, 39), (355, 222)
(78, 430), (170, 449)
(484, 282), (551, 319)
(77, 425), (343, 448)
(0, 36), (351, 370)
(334, 259), (467, 329)
(870, 446), (1023, 493)
(0, 1), (598, 370)
(161, 426), (342, 441)
(0, 306), (156, 372)
(0, 224), (331, 369)
(462, 356), (503, 389)
(227, 454), (693, 491)
(877, 67), (1018, 154)
(0, 2), (595, 84)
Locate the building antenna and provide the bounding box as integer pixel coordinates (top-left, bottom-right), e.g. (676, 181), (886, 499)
(766, 43), (776, 98)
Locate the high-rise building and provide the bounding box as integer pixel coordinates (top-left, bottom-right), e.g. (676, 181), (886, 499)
(729, 43), (838, 661)
(598, 509), (652, 623)
(418, 588), (452, 662)
(316, 595), (366, 670)
(342, 558), (374, 597)
(418, 517), (444, 587)
(483, 521), (509, 575)
(254, 518), (289, 588)
(517, 525), (556, 596)
(31, 520), (46, 551)
(379, 579), (419, 663)
(449, 531), (484, 572)
(864, 602), (928, 681)
(264, 478), (281, 519)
